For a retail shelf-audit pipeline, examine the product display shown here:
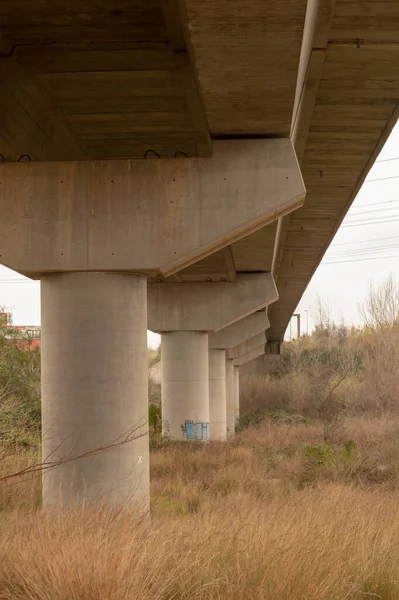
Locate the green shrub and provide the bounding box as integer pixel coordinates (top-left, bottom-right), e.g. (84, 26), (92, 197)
(0, 328), (41, 449)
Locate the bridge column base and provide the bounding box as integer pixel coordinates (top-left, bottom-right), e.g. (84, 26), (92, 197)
(41, 272), (149, 511)
(209, 349), (227, 441)
(161, 332), (209, 441)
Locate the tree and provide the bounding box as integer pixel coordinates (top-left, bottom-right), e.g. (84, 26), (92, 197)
(0, 309), (41, 448)
(359, 274), (399, 330)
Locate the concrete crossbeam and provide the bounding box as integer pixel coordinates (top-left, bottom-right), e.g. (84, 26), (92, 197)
(209, 310), (270, 349)
(226, 331), (266, 360)
(0, 139), (305, 277)
(233, 345), (266, 367)
(148, 274), (278, 332)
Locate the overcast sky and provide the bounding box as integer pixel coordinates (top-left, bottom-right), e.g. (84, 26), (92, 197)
(1, 120), (398, 348)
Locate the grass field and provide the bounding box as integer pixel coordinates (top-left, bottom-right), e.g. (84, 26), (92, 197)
(2, 414), (399, 599)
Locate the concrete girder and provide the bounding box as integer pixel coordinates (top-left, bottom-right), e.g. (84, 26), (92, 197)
(226, 331), (266, 360)
(0, 139), (305, 277)
(148, 274), (278, 332)
(209, 310), (270, 349)
(233, 345), (266, 367)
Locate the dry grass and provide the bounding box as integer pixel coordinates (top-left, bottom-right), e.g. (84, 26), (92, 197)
(2, 416), (399, 599)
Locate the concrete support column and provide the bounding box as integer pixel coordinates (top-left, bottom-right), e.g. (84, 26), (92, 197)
(161, 332), (209, 440)
(234, 366), (240, 424)
(209, 349), (227, 441)
(225, 358), (236, 437)
(41, 272), (149, 511)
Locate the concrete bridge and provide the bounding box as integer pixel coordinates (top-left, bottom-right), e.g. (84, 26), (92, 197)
(0, 0), (397, 510)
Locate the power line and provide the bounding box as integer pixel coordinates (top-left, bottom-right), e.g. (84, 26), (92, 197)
(365, 175), (399, 184)
(350, 199), (399, 211)
(332, 235), (399, 247)
(327, 243), (399, 258)
(345, 206), (399, 218)
(343, 218), (399, 226)
(375, 157), (399, 163)
(327, 250), (399, 261)
(341, 218), (399, 228)
(322, 254), (399, 266)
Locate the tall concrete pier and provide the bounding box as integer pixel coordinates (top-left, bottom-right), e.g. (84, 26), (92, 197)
(41, 273), (149, 509)
(209, 349), (227, 441)
(161, 332), (209, 440)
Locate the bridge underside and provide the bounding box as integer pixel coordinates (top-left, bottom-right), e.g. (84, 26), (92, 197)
(1, 2), (396, 344)
(0, 0), (398, 508)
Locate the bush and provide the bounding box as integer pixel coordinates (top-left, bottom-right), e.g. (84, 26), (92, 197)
(0, 326), (41, 449)
(239, 315), (399, 432)
(149, 403), (161, 433)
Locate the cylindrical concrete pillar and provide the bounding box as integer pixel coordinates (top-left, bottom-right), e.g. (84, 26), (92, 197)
(209, 349), (227, 441)
(41, 272), (149, 511)
(234, 365), (240, 424)
(161, 331), (209, 440)
(225, 358), (235, 437)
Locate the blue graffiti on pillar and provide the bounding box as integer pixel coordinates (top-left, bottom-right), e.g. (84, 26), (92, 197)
(185, 421), (209, 440)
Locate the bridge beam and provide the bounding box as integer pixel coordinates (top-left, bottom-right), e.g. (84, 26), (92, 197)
(209, 310), (270, 350)
(0, 139), (301, 509)
(226, 331), (266, 361)
(233, 345), (266, 368)
(0, 139), (305, 277)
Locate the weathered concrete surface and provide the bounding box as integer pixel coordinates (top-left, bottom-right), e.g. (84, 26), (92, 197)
(161, 331), (209, 440)
(209, 310), (270, 349)
(209, 349), (227, 441)
(0, 140), (305, 277)
(233, 345), (266, 367)
(226, 331), (266, 360)
(148, 274), (278, 332)
(41, 272), (149, 510)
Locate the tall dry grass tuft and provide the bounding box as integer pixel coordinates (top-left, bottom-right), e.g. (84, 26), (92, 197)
(2, 416), (399, 598)
(0, 449), (40, 512)
(2, 485), (399, 599)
